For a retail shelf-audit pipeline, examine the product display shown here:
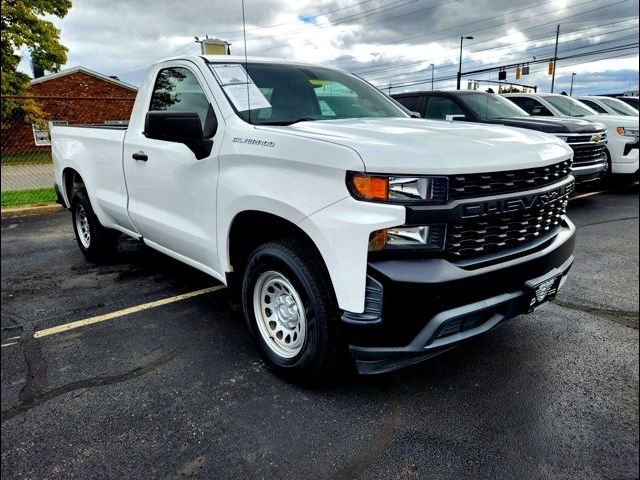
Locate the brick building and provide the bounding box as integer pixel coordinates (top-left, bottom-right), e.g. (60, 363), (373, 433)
(2, 67), (138, 154)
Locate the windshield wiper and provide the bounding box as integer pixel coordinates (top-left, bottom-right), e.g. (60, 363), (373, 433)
(258, 118), (318, 126)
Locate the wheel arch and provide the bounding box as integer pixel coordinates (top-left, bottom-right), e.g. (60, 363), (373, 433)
(225, 210), (336, 306)
(227, 210), (325, 273)
(62, 167), (86, 206)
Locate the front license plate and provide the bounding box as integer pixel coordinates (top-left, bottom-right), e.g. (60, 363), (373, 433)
(525, 274), (561, 312)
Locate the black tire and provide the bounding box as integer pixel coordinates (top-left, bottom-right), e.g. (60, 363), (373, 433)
(71, 190), (120, 262)
(600, 148), (615, 187)
(241, 238), (341, 381)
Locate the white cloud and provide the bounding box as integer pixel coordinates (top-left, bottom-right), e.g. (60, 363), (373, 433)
(16, 0), (638, 95)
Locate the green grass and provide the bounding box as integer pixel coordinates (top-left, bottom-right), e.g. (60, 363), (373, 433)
(1, 151), (52, 166)
(1, 187), (57, 209)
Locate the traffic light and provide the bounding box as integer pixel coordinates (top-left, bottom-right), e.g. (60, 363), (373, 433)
(548, 61), (555, 75)
(498, 70), (507, 80)
(515, 66), (521, 80)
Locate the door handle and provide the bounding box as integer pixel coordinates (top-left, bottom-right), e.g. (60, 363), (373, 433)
(132, 151), (148, 161)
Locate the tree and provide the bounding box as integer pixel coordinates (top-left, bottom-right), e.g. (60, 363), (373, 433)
(1, 0), (71, 122)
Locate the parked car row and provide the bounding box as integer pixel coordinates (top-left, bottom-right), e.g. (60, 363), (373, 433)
(393, 90), (639, 184)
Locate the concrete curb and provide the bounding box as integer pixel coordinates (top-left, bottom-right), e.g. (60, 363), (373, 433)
(1, 204), (64, 219)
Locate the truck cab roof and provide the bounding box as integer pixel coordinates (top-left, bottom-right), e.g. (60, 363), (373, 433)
(157, 54), (332, 70)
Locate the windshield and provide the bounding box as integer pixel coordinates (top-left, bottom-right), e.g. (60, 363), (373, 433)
(544, 95), (596, 117)
(599, 97), (639, 116)
(209, 62), (407, 125)
(459, 92), (529, 119)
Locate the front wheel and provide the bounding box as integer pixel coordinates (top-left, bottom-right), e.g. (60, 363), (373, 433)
(241, 239), (341, 381)
(71, 190), (120, 262)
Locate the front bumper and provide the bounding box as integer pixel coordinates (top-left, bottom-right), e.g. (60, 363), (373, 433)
(609, 139), (639, 175)
(341, 217), (576, 374)
(571, 161), (608, 184)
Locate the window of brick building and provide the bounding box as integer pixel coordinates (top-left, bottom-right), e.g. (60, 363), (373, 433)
(32, 120), (68, 146)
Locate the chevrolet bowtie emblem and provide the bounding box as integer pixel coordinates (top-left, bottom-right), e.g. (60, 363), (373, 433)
(592, 134), (602, 142)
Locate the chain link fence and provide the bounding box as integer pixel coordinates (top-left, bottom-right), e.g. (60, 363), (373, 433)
(1, 95), (135, 210)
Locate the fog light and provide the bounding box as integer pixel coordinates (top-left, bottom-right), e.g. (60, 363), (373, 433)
(368, 225), (446, 251)
(387, 225), (430, 246)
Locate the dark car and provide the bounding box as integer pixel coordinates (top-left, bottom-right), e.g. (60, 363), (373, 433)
(392, 90), (609, 184)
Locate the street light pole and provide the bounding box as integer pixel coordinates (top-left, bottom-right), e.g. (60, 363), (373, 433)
(569, 72), (576, 96)
(430, 63), (435, 90)
(550, 24), (560, 93)
(457, 36), (474, 90)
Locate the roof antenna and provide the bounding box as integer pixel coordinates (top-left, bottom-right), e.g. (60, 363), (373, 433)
(242, 0), (250, 123)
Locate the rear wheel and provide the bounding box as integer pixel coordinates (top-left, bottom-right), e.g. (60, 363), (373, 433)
(241, 239), (341, 381)
(71, 190), (120, 262)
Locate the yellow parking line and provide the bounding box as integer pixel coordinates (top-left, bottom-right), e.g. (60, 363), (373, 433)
(569, 189), (611, 201)
(34, 285), (226, 339)
(569, 181), (638, 202)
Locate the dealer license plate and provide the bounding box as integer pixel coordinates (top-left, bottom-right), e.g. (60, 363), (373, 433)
(525, 274), (561, 312)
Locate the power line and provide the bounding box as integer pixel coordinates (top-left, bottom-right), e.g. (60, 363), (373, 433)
(110, 42), (199, 75)
(351, 17), (638, 78)
(363, 26), (639, 84)
(242, 0), (427, 42)
(379, 43), (638, 90)
(384, 44), (638, 90)
(210, 0), (377, 36)
(248, 0), (463, 53)
(329, 0), (629, 72)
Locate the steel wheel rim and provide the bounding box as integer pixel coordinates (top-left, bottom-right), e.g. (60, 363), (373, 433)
(75, 204), (91, 248)
(253, 271), (307, 359)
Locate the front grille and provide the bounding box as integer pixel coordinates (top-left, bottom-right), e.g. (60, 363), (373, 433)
(446, 196), (568, 258)
(570, 143), (607, 166)
(449, 159), (572, 200)
(566, 134), (593, 143)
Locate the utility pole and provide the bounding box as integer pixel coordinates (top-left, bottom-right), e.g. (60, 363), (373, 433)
(550, 25), (560, 93)
(430, 64), (435, 90)
(457, 36), (474, 90)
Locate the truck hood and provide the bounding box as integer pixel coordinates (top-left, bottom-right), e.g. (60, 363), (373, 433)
(259, 118), (572, 174)
(581, 114), (639, 129)
(484, 116), (604, 134)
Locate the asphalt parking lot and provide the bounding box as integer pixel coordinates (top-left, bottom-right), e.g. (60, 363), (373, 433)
(1, 185), (638, 480)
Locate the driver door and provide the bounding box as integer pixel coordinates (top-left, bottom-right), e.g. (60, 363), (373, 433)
(123, 62), (224, 277)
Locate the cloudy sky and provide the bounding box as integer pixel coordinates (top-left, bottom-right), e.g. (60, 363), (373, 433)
(21, 0), (639, 95)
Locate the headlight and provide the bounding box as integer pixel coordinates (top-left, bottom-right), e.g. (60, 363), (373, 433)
(617, 127), (639, 139)
(556, 135), (568, 142)
(347, 172), (448, 204)
(369, 224), (446, 251)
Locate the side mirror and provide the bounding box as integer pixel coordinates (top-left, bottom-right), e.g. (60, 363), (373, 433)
(409, 111), (422, 118)
(144, 111), (213, 160)
(446, 114), (466, 121)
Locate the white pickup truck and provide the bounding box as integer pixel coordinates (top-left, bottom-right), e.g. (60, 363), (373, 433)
(52, 55), (576, 378)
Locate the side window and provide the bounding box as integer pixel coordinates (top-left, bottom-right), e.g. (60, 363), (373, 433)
(149, 67), (213, 132)
(506, 97), (532, 113)
(424, 96), (464, 119)
(580, 99), (606, 113)
(395, 96), (423, 115)
(508, 97), (548, 115)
